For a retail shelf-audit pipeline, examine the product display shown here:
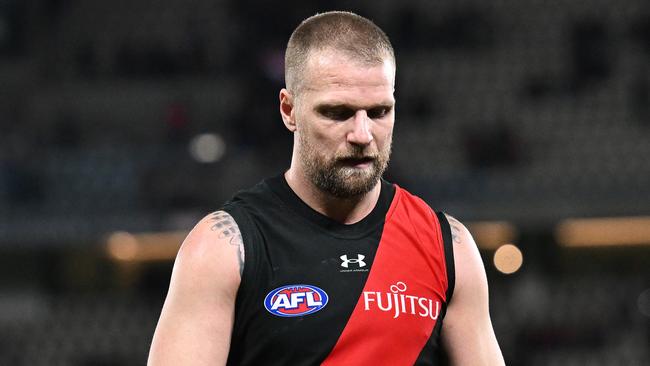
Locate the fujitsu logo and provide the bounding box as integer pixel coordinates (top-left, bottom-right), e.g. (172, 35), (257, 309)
(340, 254), (366, 268)
(363, 281), (440, 320)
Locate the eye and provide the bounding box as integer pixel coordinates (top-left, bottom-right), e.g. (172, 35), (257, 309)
(367, 107), (391, 119)
(318, 106), (355, 121)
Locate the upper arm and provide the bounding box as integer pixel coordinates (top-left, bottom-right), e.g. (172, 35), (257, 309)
(441, 214), (505, 366)
(148, 211), (244, 366)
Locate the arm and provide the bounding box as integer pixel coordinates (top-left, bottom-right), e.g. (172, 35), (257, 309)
(441, 214), (505, 366)
(147, 211), (245, 366)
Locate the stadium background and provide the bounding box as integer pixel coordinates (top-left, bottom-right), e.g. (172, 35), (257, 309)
(1, 0), (649, 364)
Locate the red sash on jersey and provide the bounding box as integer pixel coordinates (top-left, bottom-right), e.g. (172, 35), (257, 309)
(322, 186), (449, 365)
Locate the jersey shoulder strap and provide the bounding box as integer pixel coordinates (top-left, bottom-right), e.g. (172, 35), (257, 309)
(434, 211), (455, 306)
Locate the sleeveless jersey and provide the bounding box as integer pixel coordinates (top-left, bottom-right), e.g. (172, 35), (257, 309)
(222, 175), (455, 366)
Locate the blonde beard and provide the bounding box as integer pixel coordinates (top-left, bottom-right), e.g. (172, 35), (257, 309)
(297, 130), (391, 199)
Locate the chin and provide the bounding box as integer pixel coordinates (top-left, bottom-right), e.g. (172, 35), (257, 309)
(332, 172), (380, 198)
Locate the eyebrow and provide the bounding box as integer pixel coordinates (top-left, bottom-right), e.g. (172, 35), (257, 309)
(314, 101), (395, 112)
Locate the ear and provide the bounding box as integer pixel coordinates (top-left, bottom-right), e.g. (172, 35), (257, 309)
(279, 88), (297, 132)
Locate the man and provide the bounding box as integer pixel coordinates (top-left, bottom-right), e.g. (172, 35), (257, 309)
(148, 11), (504, 366)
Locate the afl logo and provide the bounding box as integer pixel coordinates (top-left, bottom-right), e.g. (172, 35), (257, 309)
(264, 284), (329, 317)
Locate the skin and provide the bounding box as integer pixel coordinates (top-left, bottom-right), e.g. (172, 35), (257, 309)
(148, 49), (505, 366)
(280, 49), (396, 224)
(443, 214), (505, 365)
(147, 212), (242, 365)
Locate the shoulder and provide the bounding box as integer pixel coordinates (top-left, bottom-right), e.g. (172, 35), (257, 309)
(148, 212), (245, 365)
(226, 176), (278, 207)
(441, 214), (506, 364)
(443, 213), (486, 294)
(390, 185), (438, 220)
(173, 211), (244, 296)
(444, 214), (471, 246)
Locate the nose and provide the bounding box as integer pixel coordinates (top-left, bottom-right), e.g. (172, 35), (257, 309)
(347, 110), (373, 146)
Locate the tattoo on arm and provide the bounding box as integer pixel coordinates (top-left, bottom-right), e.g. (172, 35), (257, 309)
(446, 215), (464, 245)
(209, 211), (245, 275)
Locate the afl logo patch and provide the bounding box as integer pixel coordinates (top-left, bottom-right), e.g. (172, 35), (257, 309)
(264, 284), (329, 317)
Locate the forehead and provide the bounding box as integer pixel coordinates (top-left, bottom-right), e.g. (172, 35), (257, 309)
(300, 50), (395, 107)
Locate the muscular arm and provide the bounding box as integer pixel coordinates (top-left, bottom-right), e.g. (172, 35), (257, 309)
(147, 211), (244, 366)
(441, 214), (505, 366)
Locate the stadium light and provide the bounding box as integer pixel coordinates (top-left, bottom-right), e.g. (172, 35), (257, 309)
(556, 216), (650, 247)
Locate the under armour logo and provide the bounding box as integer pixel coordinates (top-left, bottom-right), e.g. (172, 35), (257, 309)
(340, 254), (366, 268)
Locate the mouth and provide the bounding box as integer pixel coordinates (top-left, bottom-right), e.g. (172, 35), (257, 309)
(337, 156), (376, 168)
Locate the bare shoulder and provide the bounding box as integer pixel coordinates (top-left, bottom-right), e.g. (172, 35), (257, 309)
(174, 210), (245, 294)
(441, 213), (505, 365)
(444, 213), (473, 247)
(148, 211), (244, 365)
(443, 213), (485, 293)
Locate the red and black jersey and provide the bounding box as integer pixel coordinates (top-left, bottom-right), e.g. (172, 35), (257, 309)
(222, 174), (455, 366)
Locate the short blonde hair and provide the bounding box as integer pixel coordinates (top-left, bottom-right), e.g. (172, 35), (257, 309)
(285, 11), (395, 94)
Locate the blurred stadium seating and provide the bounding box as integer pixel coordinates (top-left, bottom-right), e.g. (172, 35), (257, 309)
(0, 0), (649, 365)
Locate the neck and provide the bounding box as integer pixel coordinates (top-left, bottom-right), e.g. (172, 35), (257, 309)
(284, 168), (381, 225)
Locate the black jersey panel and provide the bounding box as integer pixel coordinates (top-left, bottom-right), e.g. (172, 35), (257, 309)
(223, 176), (393, 365)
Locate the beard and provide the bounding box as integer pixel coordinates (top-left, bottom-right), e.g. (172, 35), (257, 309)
(298, 131), (392, 199)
